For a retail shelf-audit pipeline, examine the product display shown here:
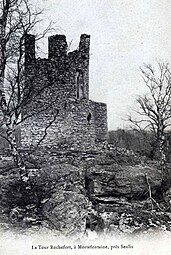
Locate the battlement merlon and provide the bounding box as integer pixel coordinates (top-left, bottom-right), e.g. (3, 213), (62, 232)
(78, 34), (90, 99)
(24, 34), (36, 66)
(48, 34), (68, 60)
(79, 34), (90, 55)
(24, 33), (90, 64)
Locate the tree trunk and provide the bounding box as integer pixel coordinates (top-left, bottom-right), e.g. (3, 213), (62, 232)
(5, 116), (28, 180)
(159, 134), (166, 176)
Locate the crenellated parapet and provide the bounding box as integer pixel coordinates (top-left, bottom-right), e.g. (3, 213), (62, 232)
(24, 33), (90, 100)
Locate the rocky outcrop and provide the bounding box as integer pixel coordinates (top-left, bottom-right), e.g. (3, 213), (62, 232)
(86, 164), (162, 199)
(41, 162), (165, 236)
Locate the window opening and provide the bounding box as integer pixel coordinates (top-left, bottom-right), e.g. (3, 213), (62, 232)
(87, 112), (91, 123)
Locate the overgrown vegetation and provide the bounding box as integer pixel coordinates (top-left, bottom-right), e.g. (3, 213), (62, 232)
(108, 129), (171, 162)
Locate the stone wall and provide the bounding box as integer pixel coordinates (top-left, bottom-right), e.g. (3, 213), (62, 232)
(21, 100), (96, 150)
(94, 102), (108, 142)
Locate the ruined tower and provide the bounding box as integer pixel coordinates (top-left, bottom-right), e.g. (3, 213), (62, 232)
(21, 34), (108, 150)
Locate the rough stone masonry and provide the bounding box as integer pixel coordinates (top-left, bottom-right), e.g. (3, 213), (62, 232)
(21, 34), (108, 150)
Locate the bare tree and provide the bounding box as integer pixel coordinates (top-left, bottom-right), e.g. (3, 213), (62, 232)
(0, 0), (55, 180)
(129, 62), (171, 179)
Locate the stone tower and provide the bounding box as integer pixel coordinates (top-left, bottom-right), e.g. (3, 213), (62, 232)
(21, 34), (108, 150)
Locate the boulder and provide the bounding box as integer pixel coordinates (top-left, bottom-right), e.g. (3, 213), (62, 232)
(42, 191), (93, 237)
(40, 163), (96, 237)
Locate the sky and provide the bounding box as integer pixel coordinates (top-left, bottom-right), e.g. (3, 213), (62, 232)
(32, 0), (171, 130)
